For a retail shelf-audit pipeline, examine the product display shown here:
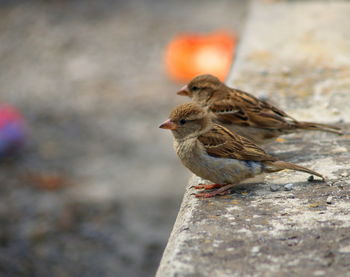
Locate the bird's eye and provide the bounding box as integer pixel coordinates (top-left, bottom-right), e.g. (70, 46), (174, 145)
(192, 86), (199, 91)
(179, 119), (186, 125)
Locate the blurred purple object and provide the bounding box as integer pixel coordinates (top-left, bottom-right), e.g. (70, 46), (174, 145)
(0, 104), (26, 157)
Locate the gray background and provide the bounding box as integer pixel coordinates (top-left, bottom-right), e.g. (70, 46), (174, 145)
(0, 1), (246, 276)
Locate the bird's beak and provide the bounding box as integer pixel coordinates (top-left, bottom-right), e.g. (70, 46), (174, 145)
(159, 119), (177, 130)
(177, 85), (190, 96)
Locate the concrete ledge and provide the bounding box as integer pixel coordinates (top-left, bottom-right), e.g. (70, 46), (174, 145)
(157, 1), (350, 276)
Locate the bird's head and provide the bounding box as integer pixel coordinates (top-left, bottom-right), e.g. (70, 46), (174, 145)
(159, 103), (212, 140)
(176, 74), (226, 104)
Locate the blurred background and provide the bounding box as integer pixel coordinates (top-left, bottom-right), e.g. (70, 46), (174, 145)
(0, 0), (247, 276)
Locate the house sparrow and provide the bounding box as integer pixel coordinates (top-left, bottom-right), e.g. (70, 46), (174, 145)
(177, 74), (342, 144)
(159, 103), (324, 198)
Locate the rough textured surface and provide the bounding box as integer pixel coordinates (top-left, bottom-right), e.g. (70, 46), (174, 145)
(157, 1), (350, 276)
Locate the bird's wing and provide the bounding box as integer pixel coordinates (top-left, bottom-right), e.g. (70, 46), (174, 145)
(197, 124), (276, 161)
(210, 89), (297, 129)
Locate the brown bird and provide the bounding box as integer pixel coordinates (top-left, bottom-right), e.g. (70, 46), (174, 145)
(159, 103), (324, 198)
(177, 74), (342, 144)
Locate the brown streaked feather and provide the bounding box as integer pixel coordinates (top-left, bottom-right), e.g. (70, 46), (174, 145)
(198, 124), (276, 162)
(233, 89), (290, 118)
(214, 89), (342, 134)
(209, 88), (297, 129)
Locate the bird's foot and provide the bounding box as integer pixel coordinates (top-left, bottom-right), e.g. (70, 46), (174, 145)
(191, 183), (224, 190)
(194, 184), (236, 198)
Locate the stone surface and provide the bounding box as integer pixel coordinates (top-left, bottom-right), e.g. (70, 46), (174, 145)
(157, 1), (350, 276)
(284, 183), (294, 191)
(270, 184), (280, 192)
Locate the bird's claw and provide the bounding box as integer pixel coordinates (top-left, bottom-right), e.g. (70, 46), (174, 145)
(193, 184), (236, 198)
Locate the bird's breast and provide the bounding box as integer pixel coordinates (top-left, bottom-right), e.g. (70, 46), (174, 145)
(174, 138), (198, 166)
(174, 138), (264, 184)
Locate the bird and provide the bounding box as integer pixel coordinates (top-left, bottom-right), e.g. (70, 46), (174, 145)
(176, 74), (342, 145)
(159, 102), (324, 198)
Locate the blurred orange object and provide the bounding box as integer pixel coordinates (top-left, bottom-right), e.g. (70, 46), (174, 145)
(164, 31), (237, 83)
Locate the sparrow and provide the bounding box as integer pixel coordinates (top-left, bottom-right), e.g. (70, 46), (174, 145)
(159, 102), (324, 198)
(177, 74), (342, 144)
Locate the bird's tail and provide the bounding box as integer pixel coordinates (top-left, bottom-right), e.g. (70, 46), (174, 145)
(264, 160), (325, 181)
(296, 121), (342, 135)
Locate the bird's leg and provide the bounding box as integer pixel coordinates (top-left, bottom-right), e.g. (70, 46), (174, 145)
(194, 184), (236, 198)
(191, 183), (225, 190)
